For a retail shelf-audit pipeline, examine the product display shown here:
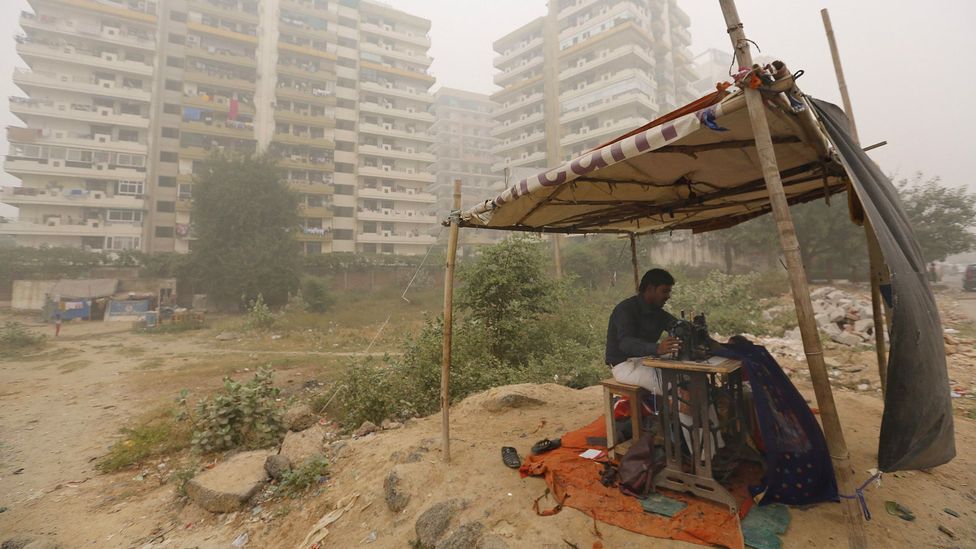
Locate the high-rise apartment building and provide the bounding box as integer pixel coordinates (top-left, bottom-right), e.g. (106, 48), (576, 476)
(692, 48), (733, 96)
(490, 0), (697, 175)
(1, 0), (438, 255)
(427, 88), (501, 221)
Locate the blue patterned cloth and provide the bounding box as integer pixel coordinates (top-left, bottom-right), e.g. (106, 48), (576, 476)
(715, 342), (839, 505)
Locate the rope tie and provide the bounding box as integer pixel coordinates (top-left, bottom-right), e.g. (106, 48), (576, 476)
(838, 471), (882, 520)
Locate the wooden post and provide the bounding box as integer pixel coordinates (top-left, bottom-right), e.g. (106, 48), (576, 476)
(440, 179), (462, 463)
(822, 8), (889, 394)
(629, 234), (640, 292)
(719, 2), (867, 546)
(553, 235), (563, 278)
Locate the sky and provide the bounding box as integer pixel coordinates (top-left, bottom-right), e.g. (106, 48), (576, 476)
(2, 0), (974, 217)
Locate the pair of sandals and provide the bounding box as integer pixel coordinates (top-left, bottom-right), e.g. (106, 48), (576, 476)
(501, 438), (561, 468)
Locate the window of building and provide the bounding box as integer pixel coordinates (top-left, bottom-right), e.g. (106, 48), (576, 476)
(178, 183), (193, 199)
(333, 229), (353, 240)
(165, 79), (182, 92)
(338, 16), (356, 27)
(156, 201), (175, 212)
(334, 206), (354, 217)
(169, 10), (187, 22)
(163, 103), (180, 115)
(117, 180), (144, 195)
(305, 241), (322, 254)
(337, 99), (355, 109)
(338, 37), (356, 48)
(158, 176), (177, 187)
(160, 151), (178, 162)
(334, 184), (354, 195)
(362, 221), (376, 233)
(118, 129), (139, 142)
(335, 162), (354, 173)
(381, 243), (394, 254)
(161, 127), (179, 138)
(361, 243), (376, 253)
(107, 209), (143, 222)
(337, 78), (356, 88)
(337, 57), (356, 68)
(155, 226), (175, 238)
(106, 236), (140, 250)
(336, 120), (355, 130)
(307, 194), (325, 207)
(168, 33), (185, 45)
(166, 56), (184, 68)
(336, 140), (355, 152)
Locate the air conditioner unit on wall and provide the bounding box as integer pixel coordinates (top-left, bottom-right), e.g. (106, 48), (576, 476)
(382, 144), (391, 150)
(381, 230), (391, 237)
(95, 133), (110, 142)
(101, 52), (117, 62)
(382, 165), (391, 172)
(383, 123), (393, 130)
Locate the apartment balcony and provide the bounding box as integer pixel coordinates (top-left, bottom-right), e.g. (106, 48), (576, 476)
(19, 12), (155, 51)
(560, 45), (654, 82)
(490, 75), (544, 103)
(278, 157), (335, 171)
(275, 85), (336, 105)
(360, 102), (435, 123)
(359, 61), (435, 87)
(359, 81), (433, 103)
(297, 227), (333, 241)
(358, 122), (435, 143)
(358, 166), (434, 184)
(188, 0), (259, 23)
(176, 198), (193, 212)
(358, 144), (435, 163)
(671, 25), (692, 47)
(359, 22), (431, 48)
(357, 232), (436, 245)
(185, 45), (257, 69)
(360, 42), (432, 68)
(274, 110), (334, 128)
(493, 92), (544, 118)
(297, 205), (333, 219)
(493, 36), (544, 69)
(278, 41), (337, 61)
(5, 157), (145, 181)
(358, 187), (436, 203)
(0, 186), (146, 209)
(181, 119), (255, 140)
(0, 218), (143, 238)
(492, 132), (546, 156)
(281, 0), (337, 19)
(557, 0), (603, 21)
(7, 131), (147, 157)
(178, 145), (213, 160)
(182, 94), (256, 116)
(13, 69), (151, 103)
(494, 57), (544, 88)
(9, 98), (150, 128)
(273, 132), (334, 149)
(491, 111), (544, 137)
(183, 69), (256, 92)
(560, 92), (658, 124)
(491, 150), (546, 173)
(16, 41), (153, 76)
(287, 180), (334, 194)
(357, 208), (437, 224)
(276, 62), (336, 80)
(559, 69), (653, 102)
(52, 0), (157, 21)
(560, 116), (645, 147)
(187, 22), (258, 45)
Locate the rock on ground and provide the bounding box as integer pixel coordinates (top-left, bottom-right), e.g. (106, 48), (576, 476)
(215, 332), (239, 341)
(415, 499), (467, 547)
(283, 404), (318, 431)
(279, 425), (326, 467)
(384, 468), (410, 513)
(264, 454), (291, 480)
(480, 388), (545, 413)
(2, 539), (59, 549)
(436, 522), (485, 549)
(355, 421), (379, 437)
(185, 450), (270, 513)
(476, 534), (510, 549)
(831, 332), (863, 347)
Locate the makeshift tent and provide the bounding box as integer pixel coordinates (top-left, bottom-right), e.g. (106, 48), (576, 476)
(47, 279), (118, 321)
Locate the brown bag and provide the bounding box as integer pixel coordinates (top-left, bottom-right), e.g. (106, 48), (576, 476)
(617, 434), (663, 498)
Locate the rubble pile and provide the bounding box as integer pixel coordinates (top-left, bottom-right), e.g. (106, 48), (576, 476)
(809, 287), (879, 346)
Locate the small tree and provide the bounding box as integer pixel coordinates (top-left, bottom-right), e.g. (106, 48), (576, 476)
(897, 173), (976, 261)
(187, 153), (301, 309)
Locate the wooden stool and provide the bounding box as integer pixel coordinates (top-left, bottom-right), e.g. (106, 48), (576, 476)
(600, 378), (650, 459)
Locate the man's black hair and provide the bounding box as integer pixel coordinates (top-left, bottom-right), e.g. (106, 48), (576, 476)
(638, 268), (675, 293)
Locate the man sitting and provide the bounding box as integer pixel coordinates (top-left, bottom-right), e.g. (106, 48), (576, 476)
(605, 268), (682, 394)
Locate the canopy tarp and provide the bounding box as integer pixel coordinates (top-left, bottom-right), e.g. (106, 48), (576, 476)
(459, 88), (848, 235)
(49, 278), (118, 299)
(453, 88), (954, 472)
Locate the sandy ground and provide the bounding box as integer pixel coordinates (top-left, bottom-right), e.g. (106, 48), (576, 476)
(0, 287), (974, 548)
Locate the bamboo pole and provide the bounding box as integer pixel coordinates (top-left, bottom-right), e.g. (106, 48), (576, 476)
(630, 234), (640, 292)
(719, 2), (867, 547)
(553, 234), (563, 278)
(821, 8), (889, 394)
(440, 179), (462, 463)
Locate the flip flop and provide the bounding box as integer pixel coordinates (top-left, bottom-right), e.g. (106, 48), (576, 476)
(531, 438), (561, 454)
(501, 446), (521, 469)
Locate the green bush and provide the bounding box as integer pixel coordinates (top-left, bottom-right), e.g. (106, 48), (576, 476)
(97, 411), (191, 472)
(245, 294), (277, 331)
(276, 456), (329, 498)
(301, 276), (334, 313)
(668, 270), (773, 336)
(182, 367), (285, 453)
(0, 321), (45, 354)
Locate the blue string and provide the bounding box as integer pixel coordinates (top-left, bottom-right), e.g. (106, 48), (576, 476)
(838, 472), (882, 521)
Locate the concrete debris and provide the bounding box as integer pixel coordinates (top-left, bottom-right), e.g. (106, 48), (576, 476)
(767, 287), (880, 347)
(283, 404), (318, 432)
(355, 421), (379, 437)
(279, 425), (326, 467)
(185, 450), (271, 513)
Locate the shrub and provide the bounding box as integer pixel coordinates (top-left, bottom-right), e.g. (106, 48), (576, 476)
(245, 294), (277, 331)
(182, 367), (285, 453)
(276, 456), (329, 498)
(0, 321), (44, 354)
(668, 270), (771, 336)
(98, 411), (191, 472)
(301, 276), (334, 313)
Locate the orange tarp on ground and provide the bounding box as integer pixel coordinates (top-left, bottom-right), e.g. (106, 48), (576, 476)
(520, 416), (759, 549)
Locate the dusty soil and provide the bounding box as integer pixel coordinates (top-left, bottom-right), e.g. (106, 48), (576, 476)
(1, 286), (974, 548)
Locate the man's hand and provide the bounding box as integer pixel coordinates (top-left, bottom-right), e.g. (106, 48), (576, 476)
(657, 336), (681, 356)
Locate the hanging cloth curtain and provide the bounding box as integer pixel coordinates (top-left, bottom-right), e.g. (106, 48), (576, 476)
(229, 94), (240, 121)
